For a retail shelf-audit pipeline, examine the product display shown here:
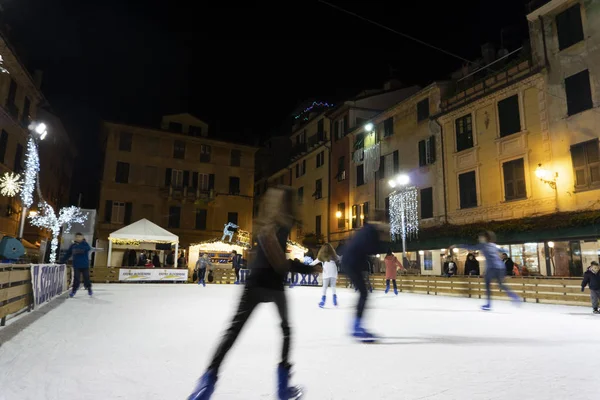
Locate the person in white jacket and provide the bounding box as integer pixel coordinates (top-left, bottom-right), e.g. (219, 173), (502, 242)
(311, 243), (340, 308)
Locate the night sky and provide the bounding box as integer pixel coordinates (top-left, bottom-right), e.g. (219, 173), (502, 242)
(1, 0), (529, 207)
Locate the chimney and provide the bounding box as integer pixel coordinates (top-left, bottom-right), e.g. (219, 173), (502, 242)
(481, 42), (496, 66)
(383, 79), (403, 91)
(33, 70), (43, 89)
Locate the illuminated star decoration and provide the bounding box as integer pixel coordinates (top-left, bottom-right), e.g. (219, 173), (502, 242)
(389, 186), (419, 242)
(20, 137), (40, 209)
(29, 201), (87, 263)
(0, 172), (22, 197)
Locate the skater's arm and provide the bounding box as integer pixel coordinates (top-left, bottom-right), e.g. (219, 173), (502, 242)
(289, 260), (317, 274)
(59, 245), (73, 264)
(582, 275), (589, 290)
(309, 258), (321, 266)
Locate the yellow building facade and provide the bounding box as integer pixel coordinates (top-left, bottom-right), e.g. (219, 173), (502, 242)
(97, 114), (256, 266)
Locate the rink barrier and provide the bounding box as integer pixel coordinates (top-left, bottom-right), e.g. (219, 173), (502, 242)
(0, 264), (32, 326)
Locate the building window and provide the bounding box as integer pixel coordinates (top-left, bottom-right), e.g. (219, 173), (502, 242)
(571, 140), (600, 189)
(189, 125), (203, 137)
(315, 215), (322, 237)
(0, 130), (7, 164)
(418, 136), (436, 166)
(200, 144), (211, 162)
(167, 169), (183, 188)
(498, 95), (521, 137)
(455, 114), (473, 152)
(383, 117), (394, 137)
(144, 166), (157, 186)
(420, 187), (433, 219)
(355, 133), (365, 162)
(227, 212), (238, 225)
(503, 158), (526, 201)
(417, 98), (429, 122)
(423, 251), (433, 271)
(21, 96), (31, 127)
(168, 206), (181, 228)
(296, 160), (306, 178)
(458, 171), (478, 209)
(556, 4), (584, 51)
(393, 150), (399, 173)
(115, 162), (130, 184)
(168, 122), (183, 133)
(14, 143), (23, 173)
(231, 149), (241, 167)
(198, 173), (210, 191)
(119, 132), (133, 152)
(316, 151), (325, 168)
(334, 117), (346, 141)
(173, 140), (186, 159)
(297, 187), (304, 204)
(195, 209), (207, 230)
(385, 197), (390, 222)
(229, 176), (240, 195)
(343, 115), (349, 134)
(337, 202), (345, 229)
(337, 156), (346, 182)
(378, 156), (385, 180)
(565, 70), (593, 116)
(356, 164), (364, 186)
(351, 205), (358, 229)
(314, 179), (322, 199)
(362, 202), (369, 223)
(317, 119), (324, 134)
(7, 79), (17, 108)
(111, 201), (126, 224)
(147, 137), (159, 156)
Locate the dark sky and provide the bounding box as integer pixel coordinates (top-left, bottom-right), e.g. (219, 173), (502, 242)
(0, 0), (530, 207)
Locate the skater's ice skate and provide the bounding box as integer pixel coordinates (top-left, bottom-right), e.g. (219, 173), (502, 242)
(481, 304), (491, 311)
(318, 295), (326, 308)
(384, 281), (390, 294)
(593, 308), (599, 314)
(87, 288), (93, 296)
(187, 370), (217, 400)
(351, 318), (377, 343)
(68, 291), (76, 298)
(277, 364), (303, 400)
(333, 294), (338, 307)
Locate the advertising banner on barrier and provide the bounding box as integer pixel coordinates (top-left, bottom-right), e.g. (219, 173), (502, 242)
(30, 264), (68, 309)
(118, 268), (189, 282)
(238, 270), (322, 286)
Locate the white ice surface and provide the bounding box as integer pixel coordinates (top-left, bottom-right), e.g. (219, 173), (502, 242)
(1, 284), (599, 400)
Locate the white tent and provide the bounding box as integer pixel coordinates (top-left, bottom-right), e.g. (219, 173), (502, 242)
(107, 219), (179, 267)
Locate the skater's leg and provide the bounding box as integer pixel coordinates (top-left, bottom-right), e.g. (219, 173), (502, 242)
(494, 269), (519, 301)
(484, 269), (492, 305)
(330, 278), (336, 295)
(81, 268), (92, 290)
(322, 278), (329, 296)
(591, 289), (600, 310)
(392, 279), (398, 295)
(207, 288), (259, 373)
(347, 264), (368, 319)
(72, 269), (81, 292)
(273, 291), (291, 367)
(385, 279), (390, 293)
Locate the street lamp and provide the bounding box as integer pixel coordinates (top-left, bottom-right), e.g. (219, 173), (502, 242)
(364, 123), (374, 132)
(535, 163), (558, 211)
(335, 210), (342, 219)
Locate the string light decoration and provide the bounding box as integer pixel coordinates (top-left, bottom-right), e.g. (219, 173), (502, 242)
(29, 201), (87, 263)
(0, 172), (22, 197)
(389, 186), (419, 242)
(293, 101), (334, 120)
(0, 55), (8, 74)
(20, 137), (40, 208)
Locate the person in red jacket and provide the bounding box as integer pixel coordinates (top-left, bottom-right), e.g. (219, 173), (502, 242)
(384, 249), (403, 295)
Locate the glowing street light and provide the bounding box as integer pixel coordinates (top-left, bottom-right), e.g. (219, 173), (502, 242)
(397, 174), (410, 186)
(364, 123), (374, 132)
(335, 211), (342, 219)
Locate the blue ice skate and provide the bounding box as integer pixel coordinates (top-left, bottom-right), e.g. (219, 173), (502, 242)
(202, 280), (206, 287)
(333, 294), (338, 307)
(277, 364), (303, 400)
(385, 281), (390, 294)
(481, 304), (491, 311)
(394, 288), (398, 296)
(87, 288), (93, 296)
(318, 295), (326, 308)
(69, 291), (76, 298)
(351, 318), (376, 343)
(187, 370), (217, 400)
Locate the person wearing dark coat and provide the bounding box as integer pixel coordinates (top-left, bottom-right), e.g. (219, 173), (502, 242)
(60, 233), (93, 297)
(152, 253), (161, 268)
(166, 251), (175, 268)
(581, 261), (600, 314)
(127, 249), (137, 267)
(443, 255), (457, 277)
(138, 251), (148, 267)
(231, 250), (242, 284)
(464, 253), (480, 276)
(502, 253), (514, 276)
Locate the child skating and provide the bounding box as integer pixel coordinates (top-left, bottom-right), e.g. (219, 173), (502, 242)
(581, 261), (600, 314)
(450, 230), (521, 311)
(384, 249), (403, 295)
(311, 243), (340, 308)
(187, 187), (318, 400)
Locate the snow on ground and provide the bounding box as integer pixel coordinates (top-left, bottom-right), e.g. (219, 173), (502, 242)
(0, 284), (599, 400)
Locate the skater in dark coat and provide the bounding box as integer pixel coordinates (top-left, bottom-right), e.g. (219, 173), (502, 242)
(60, 233), (93, 297)
(188, 186), (319, 400)
(342, 210), (387, 342)
(231, 250), (242, 284)
(581, 261), (600, 314)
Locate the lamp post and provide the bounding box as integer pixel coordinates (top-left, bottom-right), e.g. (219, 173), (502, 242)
(18, 121), (48, 239)
(535, 163), (558, 212)
(388, 174), (417, 265)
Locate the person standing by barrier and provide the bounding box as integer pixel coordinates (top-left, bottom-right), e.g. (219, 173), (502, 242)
(450, 231), (521, 311)
(231, 250), (242, 284)
(342, 210), (388, 343)
(187, 186), (318, 400)
(384, 249), (403, 295)
(581, 261), (600, 314)
(196, 253), (212, 287)
(311, 243), (340, 308)
(61, 233), (93, 297)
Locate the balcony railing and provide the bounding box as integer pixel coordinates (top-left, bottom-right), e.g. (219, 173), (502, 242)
(291, 142), (308, 159)
(307, 131), (327, 149)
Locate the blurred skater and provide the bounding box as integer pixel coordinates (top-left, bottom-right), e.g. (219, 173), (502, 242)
(61, 233), (93, 297)
(342, 210), (388, 342)
(195, 253), (212, 287)
(450, 231), (521, 311)
(384, 249), (403, 295)
(311, 243), (340, 308)
(187, 187), (319, 400)
(581, 261), (600, 314)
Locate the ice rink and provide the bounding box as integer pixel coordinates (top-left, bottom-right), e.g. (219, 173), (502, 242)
(1, 283), (599, 400)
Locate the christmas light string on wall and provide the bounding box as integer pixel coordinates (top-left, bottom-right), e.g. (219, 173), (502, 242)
(0, 55), (8, 74)
(293, 101), (334, 120)
(389, 186), (419, 242)
(0, 172), (22, 197)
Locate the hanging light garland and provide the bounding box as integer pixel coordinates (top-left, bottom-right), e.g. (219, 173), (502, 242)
(293, 101), (334, 120)
(20, 137), (40, 209)
(389, 186), (419, 242)
(0, 172), (22, 197)
(29, 201), (87, 263)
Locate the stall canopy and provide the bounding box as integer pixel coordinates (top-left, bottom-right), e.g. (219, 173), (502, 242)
(107, 219), (179, 267)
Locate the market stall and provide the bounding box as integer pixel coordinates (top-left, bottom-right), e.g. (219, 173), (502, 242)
(106, 219), (184, 280)
(188, 238), (251, 270)
(286, 240), (307, 260)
